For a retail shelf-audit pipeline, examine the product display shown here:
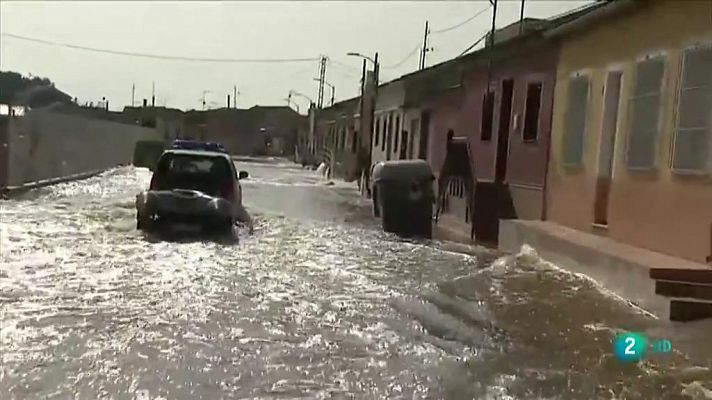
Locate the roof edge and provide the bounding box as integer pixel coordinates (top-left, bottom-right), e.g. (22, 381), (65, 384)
(545, 0), (640, 39)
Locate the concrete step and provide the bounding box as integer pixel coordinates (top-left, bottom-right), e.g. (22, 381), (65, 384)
(669, 299), (712, 322)
(655, 280), (712, 301)
(649, 268), (712, 284)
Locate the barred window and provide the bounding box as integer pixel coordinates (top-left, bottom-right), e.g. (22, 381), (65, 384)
(626, 55), (666, 169)
(394, 115), (400, 151)
(562, 75), (590, 166)
(673, 44), (712, 172)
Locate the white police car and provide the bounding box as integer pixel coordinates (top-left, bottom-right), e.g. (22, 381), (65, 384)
(135, 140), (253, 235)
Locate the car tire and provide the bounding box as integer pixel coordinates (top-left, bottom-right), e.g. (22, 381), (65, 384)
(206, 219), (233, 236)
(137, 214), (153, 231)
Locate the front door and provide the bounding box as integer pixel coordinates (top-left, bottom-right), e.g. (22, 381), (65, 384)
(495, 79), (514, 183)
(594, 70), (622, 226)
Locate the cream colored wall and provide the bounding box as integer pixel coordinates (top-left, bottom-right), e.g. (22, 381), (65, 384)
(546, 0), (712, 263)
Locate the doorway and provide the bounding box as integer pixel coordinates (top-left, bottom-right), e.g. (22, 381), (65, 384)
(495, 79), (514, 182)
(593, 70), (622, 226)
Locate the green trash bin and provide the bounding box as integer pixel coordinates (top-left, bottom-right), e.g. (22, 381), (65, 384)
(371, 160), (435, 238)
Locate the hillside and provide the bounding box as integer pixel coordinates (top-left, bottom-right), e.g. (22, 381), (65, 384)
(0, 70), (73, 108)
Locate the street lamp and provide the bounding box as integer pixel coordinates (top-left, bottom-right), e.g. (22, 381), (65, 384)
(289, 90), (315, 104)
(289, 90), (315, 112)
(347, 51), (379, 87)
(313, 78), (335, 106)
(346, 52), (376, 66)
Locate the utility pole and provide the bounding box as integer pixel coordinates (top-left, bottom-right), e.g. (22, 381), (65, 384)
(487, 0), (498, 90)
(519, 0), (526, 35)
(317, 55), (327, 109)
(131, 83), (135, 107)
(151, 81), (155, 107)
(330, 85), (335, 106)
(419, 21), (431, 70)
(358, 58), (367, 150)
(233, 85), (238, 108)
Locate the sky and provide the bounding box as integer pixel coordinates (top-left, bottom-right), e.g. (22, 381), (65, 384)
(0, 0), (592, 112)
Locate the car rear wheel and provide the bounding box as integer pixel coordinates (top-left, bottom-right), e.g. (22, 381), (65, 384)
(136, 213), (154, 231)
(205, 218), (233, 236)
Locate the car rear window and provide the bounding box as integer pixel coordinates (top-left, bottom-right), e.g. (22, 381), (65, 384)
(154, 153), (232, 194)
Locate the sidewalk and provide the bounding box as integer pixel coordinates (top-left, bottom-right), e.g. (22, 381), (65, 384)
(1, 169), (107, 199)
(499, 219), (711, 320)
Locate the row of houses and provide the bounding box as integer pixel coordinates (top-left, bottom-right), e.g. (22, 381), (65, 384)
(300, 0), (712, 266)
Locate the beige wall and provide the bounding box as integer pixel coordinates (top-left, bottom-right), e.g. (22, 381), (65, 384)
(6, 109), (160, 186)
(546, 0), (712, 263)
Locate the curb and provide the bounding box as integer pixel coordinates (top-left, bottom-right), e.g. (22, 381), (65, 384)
(1, 169), (107, 199)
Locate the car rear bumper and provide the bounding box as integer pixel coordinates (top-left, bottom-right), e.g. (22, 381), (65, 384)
(136, 191), (234, 222)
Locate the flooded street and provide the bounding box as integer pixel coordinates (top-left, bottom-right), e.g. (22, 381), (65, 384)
(1, 159), (711, 399)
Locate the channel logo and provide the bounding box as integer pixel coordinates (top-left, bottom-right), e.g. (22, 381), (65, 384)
(613, 332), (672, 362)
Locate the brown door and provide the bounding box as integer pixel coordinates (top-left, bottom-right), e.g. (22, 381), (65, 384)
(594, 70), (622, 226)
(495, 79), (514, 182)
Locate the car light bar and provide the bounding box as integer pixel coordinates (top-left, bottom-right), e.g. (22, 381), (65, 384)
(171, 139), (227, 153)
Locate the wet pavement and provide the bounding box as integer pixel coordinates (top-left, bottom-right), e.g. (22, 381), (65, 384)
(1, 158), (711, 399)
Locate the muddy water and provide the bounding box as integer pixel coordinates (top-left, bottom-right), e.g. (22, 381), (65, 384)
(1, 160), (710, 399)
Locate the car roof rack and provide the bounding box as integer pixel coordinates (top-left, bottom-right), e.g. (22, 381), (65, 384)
(171, 139), (228, 153)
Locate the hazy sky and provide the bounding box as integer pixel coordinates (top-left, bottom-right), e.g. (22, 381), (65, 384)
(1, 0), (591, 112)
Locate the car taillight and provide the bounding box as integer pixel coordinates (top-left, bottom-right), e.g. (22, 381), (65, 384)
(149, 175), (159, 190)
(220, 183), (234, 201)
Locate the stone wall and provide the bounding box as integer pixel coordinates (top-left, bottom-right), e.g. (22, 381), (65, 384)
(3, 109), (160, 187)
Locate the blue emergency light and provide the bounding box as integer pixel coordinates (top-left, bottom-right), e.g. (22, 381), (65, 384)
(171, 139), (227, 153)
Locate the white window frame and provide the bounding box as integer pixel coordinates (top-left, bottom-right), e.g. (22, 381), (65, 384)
(624, 51), (668, 171)
(671, 41), (712, 175)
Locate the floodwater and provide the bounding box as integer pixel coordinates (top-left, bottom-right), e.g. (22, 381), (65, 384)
(1, 159), (711, 399)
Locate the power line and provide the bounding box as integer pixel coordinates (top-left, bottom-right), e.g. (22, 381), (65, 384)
(1, 32), (320, 63)
(457, 31), (490, 58)
(382, 45), (421, 69)
(431, 5), (492, 34)
(328, 58), (363, 72)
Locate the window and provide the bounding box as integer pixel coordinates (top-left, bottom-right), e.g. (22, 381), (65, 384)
(523, 82), (543, 142)
(394, 115), (400, 151)
(481, 90), (496, 141)
(626, 55), (666, 169)
(562, 75), (590, 166)
(352, 130), (358, 153)
(673, 44), (712, 172)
